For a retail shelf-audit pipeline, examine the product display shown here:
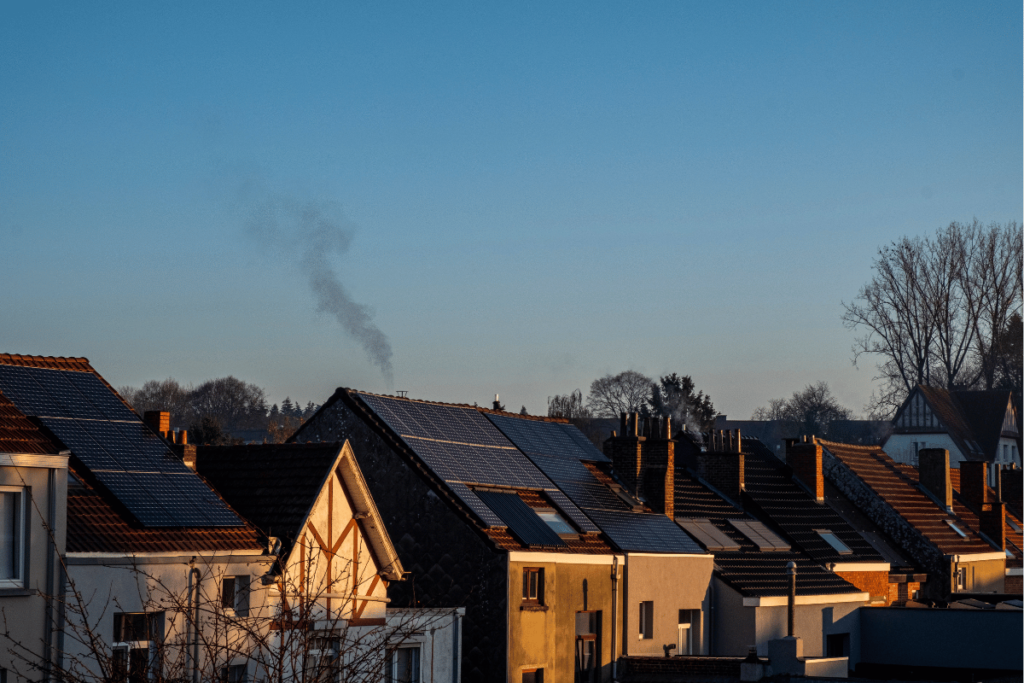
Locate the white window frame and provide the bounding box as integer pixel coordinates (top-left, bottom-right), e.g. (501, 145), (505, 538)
(0, 486), (26, 589)
(221, 575), (250, 616)
(112, 612), (162, 681)
(385, 644), (421, 683)
(638, 601), (654, 640)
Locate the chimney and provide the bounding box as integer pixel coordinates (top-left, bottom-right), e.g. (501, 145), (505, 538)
(696, 429), (745, 502)
(1002, 465), (1021, 511)
(918, 448), (952, 512)
(641, 416), (675, 518)
(493, 394), (502, 411)
(787, 436), (824, 502)
(144, 411), (171, 439)
(181, 444), (197, 471)
(606, 413), (645, 500)
(959, 461), (990, 512)
(981, 502), (1006, 551)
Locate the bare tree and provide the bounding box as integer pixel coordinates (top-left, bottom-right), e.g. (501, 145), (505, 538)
(586, 371), (653, 418)
(752, 382), (854, 438)
(547, 390), (591, 420)
(842, 220), (1023, 416)
(118, 379), (193, 428)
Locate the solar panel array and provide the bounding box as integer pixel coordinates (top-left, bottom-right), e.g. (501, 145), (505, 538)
(0, 364), (241, 527)
(474, 490), (566, 548)
(486, 412), (703, 553)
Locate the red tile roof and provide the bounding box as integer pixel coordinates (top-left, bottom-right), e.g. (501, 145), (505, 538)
(949, 468), (1024, 562)
(67, 468), (263, 554)
(0, 391), (61, 455)
(821, 440), (994, 555)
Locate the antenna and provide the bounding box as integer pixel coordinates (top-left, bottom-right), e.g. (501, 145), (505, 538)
(397, 391), (408, 398)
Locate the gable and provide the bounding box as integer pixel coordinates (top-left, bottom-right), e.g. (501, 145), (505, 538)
(894, 388), (942, 430)
(1001, 398), (1018, 437)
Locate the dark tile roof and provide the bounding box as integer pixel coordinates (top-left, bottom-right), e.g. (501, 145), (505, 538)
(195, 442), (342, 543)
(741, 439), (884, 564)
(66, 468), (262, 554)
(672, 443), (861, 598)
(953, 390), (1018, 460)
(821, 440), (995, 555)
(949, 468), (1023, 562)
(0, 391), (61, 455)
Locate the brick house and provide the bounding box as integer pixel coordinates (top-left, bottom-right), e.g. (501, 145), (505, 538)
(820, 440), (1012, 599)
(292, 390), (713, 683)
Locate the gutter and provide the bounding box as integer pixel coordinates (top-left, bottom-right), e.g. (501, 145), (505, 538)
(42, 467), (56, 682)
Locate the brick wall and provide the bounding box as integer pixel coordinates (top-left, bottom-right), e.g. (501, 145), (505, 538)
(642, 434), (675, 518)
(788, 441), (823, 501)
(1005, 575), (1022, 593)
(835, 570), (889, 604)
(697, 451), (744, 502)
(919, 448), (952, 509)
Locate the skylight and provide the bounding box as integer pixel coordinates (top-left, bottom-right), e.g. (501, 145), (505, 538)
(816, 530), (853, 555)
(536, 509), (576, 536)
(944, 519), (967, 538)
(1007, 518), (1022, 533)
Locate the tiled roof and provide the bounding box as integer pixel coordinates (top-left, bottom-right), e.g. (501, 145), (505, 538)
(67, 469), (263, 554)
(195, 442), (343, 544)
(0, 391), (61, 455)
(820, 440), (994, 555)
(673, 465), (860, 598)
(316, 389), (617, 555)
(741, 439), (884, 564)
(949, 469), (1024, 563)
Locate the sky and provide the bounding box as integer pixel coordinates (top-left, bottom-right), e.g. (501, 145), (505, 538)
(1, 2), (1021, 419)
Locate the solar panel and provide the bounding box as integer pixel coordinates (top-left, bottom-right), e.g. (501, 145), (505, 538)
(546, 489), (600, 533)
(559, 424), (610, 462)
(487, 414), (607, 462)
(475, 490), (566, 548)
(446, 482), (506, 527)
(0, 364), (243, 528)
(727, 519), (791, 552)
(408, 439), (551, 489)
(360, 394), (512, 448)
(584, 509), (704, 554)
(675, 518), (741, 552)
(525, 453), (629, 511)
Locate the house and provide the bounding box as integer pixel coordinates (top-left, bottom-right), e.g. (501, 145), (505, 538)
(884, 386), (1021, 474)
(193, 441), (464, 683)
(820, 440), (1013, 600)
(0, 392), (68, 683)
(292, 390), (714, 683)
(668, 429), (874, 662)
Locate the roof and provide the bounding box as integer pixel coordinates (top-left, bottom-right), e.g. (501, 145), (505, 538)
(0, 353), (243, 528)
(0, 391), (61, 455)
(820, 440), (995, 555)
(302, 389), (702, 555)
(949, 468), (1023, 563)
(894, 386), (1017, 462)
(66, 467), (263, 554)
(741, 439), (885, 564)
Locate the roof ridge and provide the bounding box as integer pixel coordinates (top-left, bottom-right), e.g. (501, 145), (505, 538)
(349, 388), (570, 423)
(0, 353), (95, 371)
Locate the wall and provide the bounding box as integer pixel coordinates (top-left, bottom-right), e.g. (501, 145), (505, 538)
(623, 554), (713, 657)
(507, 556), (619, 683)
(709, 578), (754, 657)
(387, 607), (465, 683)
(754, 601), (862, 662)
(859, 606), (1022, 671)
(953, 557), (1005, 594)
(884, 433), (963, 467)
(0, 461), (67, 683)
(297, 399), (509, 683)
(834, 571), (889, 605)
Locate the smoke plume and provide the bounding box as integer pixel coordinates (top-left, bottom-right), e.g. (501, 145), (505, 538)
(245, 195), (394, 385)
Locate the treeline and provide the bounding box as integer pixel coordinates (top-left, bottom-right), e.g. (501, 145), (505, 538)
(118, 377), (319, 444)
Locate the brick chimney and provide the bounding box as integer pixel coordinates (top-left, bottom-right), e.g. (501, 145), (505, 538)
(787, 436), (824, 502)
(641, 416), (675, 518)
(981, 502), (1006, 551)
(918, 448), (952, 512)
(960, 461), (990, 512)
(606, 413), (645, 500)
(1002, 465), (1021, 511)
(696, 429), (744, 502)
(144, 411), (170, 438)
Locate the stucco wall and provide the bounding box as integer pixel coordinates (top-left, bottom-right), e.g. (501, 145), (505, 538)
(754, 600), (862, 662)
(0, 463), (67, 683)
(954, 557), (1004, 594)
(884, 433), (963, 467)
(508, 557), (619, 683)
(623, 554), (713, 657)
(709, 578), (754, 657)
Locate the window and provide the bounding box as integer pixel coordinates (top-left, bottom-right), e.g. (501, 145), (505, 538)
(536, 509), (575, 537)
(677, 610), (698, 655)
(221, 664), (247, 682)
(575, 611), (600, 682)
(955, 567), (967, 591)
(385, 646), (420, 683)
(1007, 518), (1022, 533)
(727, 519), (790, 552)
(0, 488), (25, 588)
(221, 575), (250, 616)
(305, 637), (339, 682)
(944, 519), (967, 538)
(522, 568), (544, 604)
(815, 530), (853, 555)
(638, 601), (653, 640)
(826, 633), (850, 657)
(112, 612), (162, 683)
(521, 668), (543, 683)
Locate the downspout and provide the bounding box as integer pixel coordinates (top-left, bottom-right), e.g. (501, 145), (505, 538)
(610, 555), (618, 680)
(189, 566), (201, 683)
(42, 468), (57, 682)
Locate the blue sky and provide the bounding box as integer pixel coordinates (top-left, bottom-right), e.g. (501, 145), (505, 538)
(2, 2), (1020, 418)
